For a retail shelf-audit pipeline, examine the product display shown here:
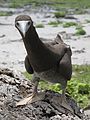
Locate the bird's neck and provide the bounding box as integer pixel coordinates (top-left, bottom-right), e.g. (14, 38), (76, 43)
(23, 26), (45, 54)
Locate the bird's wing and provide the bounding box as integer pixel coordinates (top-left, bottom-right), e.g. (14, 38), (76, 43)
(58, 46), (72, 80)
(43, 33), (72, 80)
(55, 34), (72, 80)
(43, 33), (72, 58)
(59, 47), (72, 80)
(25, 55), (34, 74)
(40, 33), (63, 44)
(54, 33), (64, 44)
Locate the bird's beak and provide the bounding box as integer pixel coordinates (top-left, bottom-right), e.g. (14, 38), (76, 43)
(17, 21), (30, 38)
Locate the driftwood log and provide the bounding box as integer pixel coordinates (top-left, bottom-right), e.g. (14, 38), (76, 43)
(0, 68), (89, 120)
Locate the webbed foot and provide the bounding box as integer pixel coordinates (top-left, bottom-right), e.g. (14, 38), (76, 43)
(61, 96), (74, 114)
(16, 92), (45, 106)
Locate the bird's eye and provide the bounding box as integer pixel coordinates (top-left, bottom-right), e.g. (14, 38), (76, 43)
(16, 22), (19, 26)
(28, 21), (31, 25)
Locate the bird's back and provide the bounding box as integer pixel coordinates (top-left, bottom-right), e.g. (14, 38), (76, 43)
(44, 34), (71, 59)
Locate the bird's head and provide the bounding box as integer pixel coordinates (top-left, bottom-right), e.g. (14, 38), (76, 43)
(15, 15), (33, 38)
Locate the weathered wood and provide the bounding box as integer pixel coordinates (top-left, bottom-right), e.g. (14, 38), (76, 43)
(0, 68), (89, 120)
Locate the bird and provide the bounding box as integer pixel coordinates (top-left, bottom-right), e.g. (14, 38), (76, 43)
(15, 15), (73, 113)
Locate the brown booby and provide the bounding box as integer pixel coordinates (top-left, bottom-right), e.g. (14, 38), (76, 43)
(15, 15), (73, 113)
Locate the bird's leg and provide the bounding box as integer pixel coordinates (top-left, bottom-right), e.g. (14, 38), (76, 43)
(16, 76), (45, 106)
(61, 87), (74, 114)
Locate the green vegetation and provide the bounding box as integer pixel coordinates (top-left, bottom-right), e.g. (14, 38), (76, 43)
(67, 65), (90, 108)
(75, 27), (86, 35)
(48, 21), (63, 27)
(35, 23), (44, 28)
(85, 19), (90, 23)
(0, 11), (12, 16)
(8, 0), (90, 15)
(24, 65), (90, 108)
(9, 0), (32, 8)
(23, 71), (32, 80)
(74, 9), (87, 14)
(63, 22), (77, 28)
(54, 11), (66, 18)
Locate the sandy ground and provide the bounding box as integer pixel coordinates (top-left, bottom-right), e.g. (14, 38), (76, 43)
(0, 10), (90, 71)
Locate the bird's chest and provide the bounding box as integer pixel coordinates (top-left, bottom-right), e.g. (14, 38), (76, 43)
(29, 50), (60, 72)
(34, 66), (65, 84)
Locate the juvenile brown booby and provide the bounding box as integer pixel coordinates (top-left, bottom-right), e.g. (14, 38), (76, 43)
(15, 15), (73, 113)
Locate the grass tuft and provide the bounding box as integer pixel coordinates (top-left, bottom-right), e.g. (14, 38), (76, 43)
(75, 27), (86, 35)
(85, 19), (90, 23)
(0, 11), (12, 16)
(35, 23), (44, 28)
(63, 22), (77, 28)
(48, 21), (63, 27)
(54, 11), (66, 18)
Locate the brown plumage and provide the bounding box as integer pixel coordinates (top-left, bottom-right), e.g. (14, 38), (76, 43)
(15, 15), (73, 113)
